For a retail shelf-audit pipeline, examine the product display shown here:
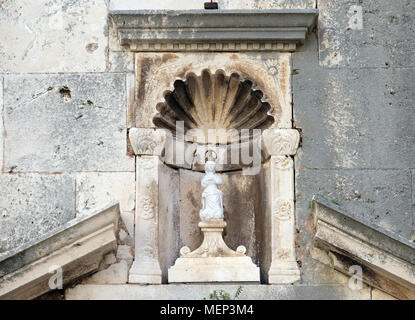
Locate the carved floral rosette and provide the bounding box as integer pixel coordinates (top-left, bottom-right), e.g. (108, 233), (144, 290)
(262, 129), (300, 156)
(141, 196), (154, 220)
(136, 157), (157, 221)
(273, 198), (294, 221)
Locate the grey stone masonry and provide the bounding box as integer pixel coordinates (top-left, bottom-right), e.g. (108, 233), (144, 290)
(0, 202), (119, 299)
(318, 0), (415, 68)
(293, 33), (415, 244)
(3, 74), (134, 173)
(312, 196), (415, 299)
(293, 0), (415, 287)
(294, 34), (415, 170)
(296, 169), (413, 239)
(0, 0), (107, 73)
(0, 174), (75, 253)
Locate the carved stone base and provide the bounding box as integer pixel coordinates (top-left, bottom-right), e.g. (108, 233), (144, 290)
(168, 219), (260, 283)
(129, 260), (162, 284)
(168, 256), (260, 283)
(268, 260), (301, 284)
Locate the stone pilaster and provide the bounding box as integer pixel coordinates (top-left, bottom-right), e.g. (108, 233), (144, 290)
(128, 128), (166, 284)
(262, 129), (301, 284)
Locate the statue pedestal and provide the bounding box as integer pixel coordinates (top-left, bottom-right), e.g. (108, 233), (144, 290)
(168, 219), (260, 283)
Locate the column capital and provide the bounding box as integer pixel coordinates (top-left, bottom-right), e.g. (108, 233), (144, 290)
(129, 128), (166, 156)
(262, 129), (300, 157)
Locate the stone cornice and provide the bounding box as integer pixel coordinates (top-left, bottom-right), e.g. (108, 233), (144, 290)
(0, 202), (119, 300)
(312, 196), (415, 300)
(109, 9), (318, 52)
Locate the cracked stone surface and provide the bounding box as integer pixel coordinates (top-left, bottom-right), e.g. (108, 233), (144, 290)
(294, 34), (415, 170)
(0, 173), (75, 253)
(0, 0), (107, 73)
(3, 74), (134, 173)
(318, 0), (415, 68)
(75, 172), (135, 237)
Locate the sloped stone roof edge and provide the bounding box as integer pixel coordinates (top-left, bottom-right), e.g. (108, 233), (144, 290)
(0, 201), (119, 276)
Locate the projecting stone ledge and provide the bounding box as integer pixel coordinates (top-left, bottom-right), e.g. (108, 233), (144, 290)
(312, 195), (415, 300)
(0, 202), (119, 300)
(109, 9), (318, 52)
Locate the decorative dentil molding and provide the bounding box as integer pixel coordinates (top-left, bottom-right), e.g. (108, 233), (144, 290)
(109, 9), (318, 52)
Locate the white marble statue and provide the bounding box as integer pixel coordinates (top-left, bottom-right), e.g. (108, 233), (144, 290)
(199, 160), (224, 220)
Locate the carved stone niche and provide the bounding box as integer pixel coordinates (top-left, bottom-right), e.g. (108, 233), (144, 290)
(110, 8), (318, 284)
(128, 67), (301, 284)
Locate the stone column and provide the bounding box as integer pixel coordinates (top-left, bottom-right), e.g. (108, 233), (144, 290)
(262, 129), (301, 284)
(128, 128), (166, 284)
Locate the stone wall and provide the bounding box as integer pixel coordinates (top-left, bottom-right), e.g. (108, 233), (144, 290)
(293, 0), (415, 285)
(0, 0), (413, 297)
(0, 0), (135, 252)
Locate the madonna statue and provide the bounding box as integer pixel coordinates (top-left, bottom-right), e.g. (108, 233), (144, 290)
(199, 160), (224, 220)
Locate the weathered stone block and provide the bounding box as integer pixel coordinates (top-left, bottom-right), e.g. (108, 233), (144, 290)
(292, 30), (415, 288)
(0, 0), (108, 73)
(116, 245), (133, 264)
(3, 74), (134, 172)
(84, 260), (129, 285)
(318, 0), (415, 68)
(294, 34), (415, 169)
(107, 52), (135, 73)
(312, 196), (415, 299)
(372, 289), (397, 300)
(75, 172), (135, 236)
(0, 202), (119, 299)
(295, 169), (413, 240)
(103, 253), (117, 266)
(0, 174), (75, 253)
(118, 229), (133, 246)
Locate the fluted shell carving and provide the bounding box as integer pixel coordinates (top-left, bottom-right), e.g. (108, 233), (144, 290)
(153, 69), (274, 142)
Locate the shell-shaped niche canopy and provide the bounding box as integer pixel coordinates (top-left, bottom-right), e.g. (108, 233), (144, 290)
(153, 69), (275, 144)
